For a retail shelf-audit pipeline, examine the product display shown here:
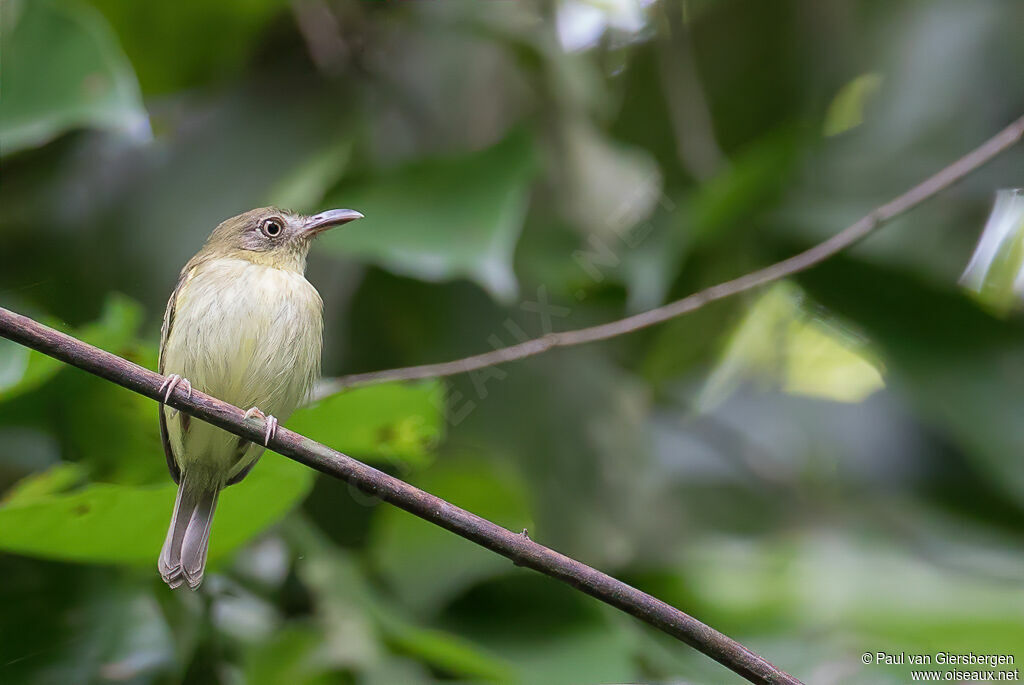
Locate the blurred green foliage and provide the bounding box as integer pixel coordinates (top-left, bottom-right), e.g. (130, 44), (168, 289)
(320, 130), (536, 300)
(0, 0), (148, 154)
(3, 1), (1024, 683)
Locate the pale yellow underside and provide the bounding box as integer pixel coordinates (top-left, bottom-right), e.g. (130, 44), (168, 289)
(161, 257), (323, 487)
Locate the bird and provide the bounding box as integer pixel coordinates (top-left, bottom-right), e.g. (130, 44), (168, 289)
(156, 206), (362, 590)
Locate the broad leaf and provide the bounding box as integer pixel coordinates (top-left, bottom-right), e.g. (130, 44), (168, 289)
(0, 453), (310, 565)
(700, 283), (884, 409)
(86, 0), (287, 94)
(291, 381), (444, 467)
(0, 294), (144, 403)
(823, 73), (883, 137)
(0, 0), (149, 155)
(0, 377), (443, 563)
(319, 132), (536, 301)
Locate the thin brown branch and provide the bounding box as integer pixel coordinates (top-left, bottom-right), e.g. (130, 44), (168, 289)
(326, 114), (1024, 391)
(0, 306), (803, 685)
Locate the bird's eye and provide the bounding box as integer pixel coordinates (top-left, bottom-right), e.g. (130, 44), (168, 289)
(261, 219), (283, 237)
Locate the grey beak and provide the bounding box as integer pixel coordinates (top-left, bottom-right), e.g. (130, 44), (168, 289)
(303, 208), (364, 235)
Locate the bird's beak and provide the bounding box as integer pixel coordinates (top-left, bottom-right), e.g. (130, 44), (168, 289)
(302, 208), (364, 236)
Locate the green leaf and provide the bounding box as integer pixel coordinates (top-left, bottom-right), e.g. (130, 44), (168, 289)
(0, 452), (312, 565)
(56, 372), (168, 485)
(0, 338), (62, 402)
(487, 624), (637, 685)
(823, 73), (884, 137)
(690, 129), (802, 243)
(267, 137), (354, 213)
(0, 294), (144, 403)
(0, 0), (149, 155)
(290, 381), (444, 467)
(0, 354), (444, 564)
(431, 574), (639, 684)
(75, 292), (146, 352)
(799, 257), (1024, 504)
(0, 297), (166, 484)
(640, 297), (740, 386)
(700, 283), (884, 409)
(0, 462), (86, 506)
(319, 131), (536, 301)
(374, 609), (515, 683)
(961, 188), (1024, 315)
(86, 0), (288, 94)
(241, 626), (339, 685)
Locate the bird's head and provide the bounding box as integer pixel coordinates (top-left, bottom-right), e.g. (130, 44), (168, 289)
(201, 206), (363, 271)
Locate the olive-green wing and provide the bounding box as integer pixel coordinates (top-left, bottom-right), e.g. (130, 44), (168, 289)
(158, 405), (180, 483)
(158, 265), (194, 484)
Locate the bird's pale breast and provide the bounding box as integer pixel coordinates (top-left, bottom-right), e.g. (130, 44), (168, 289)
(161, 257), (323, 481)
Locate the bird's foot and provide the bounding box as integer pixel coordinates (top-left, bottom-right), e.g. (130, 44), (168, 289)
(159, 374), (192, 416)
(243, 406), (278, 446)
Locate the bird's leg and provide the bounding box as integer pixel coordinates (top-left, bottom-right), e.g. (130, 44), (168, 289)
(159, 374), (192, 417)
(243, 406), (278, 446)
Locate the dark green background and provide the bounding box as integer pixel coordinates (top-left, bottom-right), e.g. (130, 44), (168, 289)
(2, 1), (1024, 683)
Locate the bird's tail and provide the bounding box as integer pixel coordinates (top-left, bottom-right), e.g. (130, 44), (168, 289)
(159, 472), (219, 590)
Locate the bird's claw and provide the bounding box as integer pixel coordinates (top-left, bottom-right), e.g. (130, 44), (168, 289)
(159, 375), (192, 415)
(243, 407), (278, 446)
(264, 415), (278, 446)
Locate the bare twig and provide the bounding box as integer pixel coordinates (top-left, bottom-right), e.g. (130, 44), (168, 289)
(325, 114), (1024, 391)
(0, 307), (802, 685)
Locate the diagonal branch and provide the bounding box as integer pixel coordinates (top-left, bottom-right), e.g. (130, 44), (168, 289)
(323, 114), (1024, 392)
(0, 306), (803, 685)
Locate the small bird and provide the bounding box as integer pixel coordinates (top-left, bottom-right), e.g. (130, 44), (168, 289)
(157, 206), (362, 589)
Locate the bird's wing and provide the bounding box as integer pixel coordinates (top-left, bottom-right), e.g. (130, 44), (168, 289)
(158, 265), (193, 373)
(158, 407), (180, 484)
(158, 263), (198, 484)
